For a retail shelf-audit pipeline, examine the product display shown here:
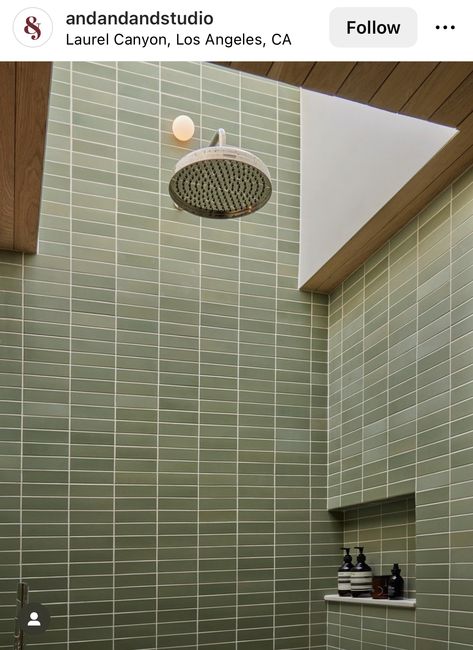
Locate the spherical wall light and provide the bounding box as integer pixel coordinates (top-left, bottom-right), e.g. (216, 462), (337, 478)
(172, 115), (195, 142)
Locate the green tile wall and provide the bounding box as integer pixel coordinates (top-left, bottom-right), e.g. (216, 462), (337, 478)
(0, 61), (338, 650)
(327, 165), (473, 649)
(4, 60), (470, 650)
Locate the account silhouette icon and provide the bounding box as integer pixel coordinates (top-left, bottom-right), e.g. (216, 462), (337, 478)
(18, 602), (51, 635)
(27, 611), (41, 627)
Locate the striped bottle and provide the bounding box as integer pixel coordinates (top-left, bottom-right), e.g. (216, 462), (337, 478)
(337, 548), (353, 597)
(351, 546), (373, 598)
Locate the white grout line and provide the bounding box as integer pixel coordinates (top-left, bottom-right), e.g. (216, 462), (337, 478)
(273, 79), (279, 650)
(362, 264), (366, 505)
(339, 280), (344, 510)
(387, 237), (391, 513)
(327, 295), (334, 514)
(196, 60), (203, 650)
(156, 59), (161, 650)
(236, 67), (242, 650)
(67, 60), (73, 649)
(309, 298), (313, 648)
(448, 179), (453, 648)
(112, 60), (118, 650)
(414, 201), (420, 642)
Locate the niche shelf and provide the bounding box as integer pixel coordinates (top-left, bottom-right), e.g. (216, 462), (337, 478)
(328, 495), (417, 605)
(324, 595), (416, 609)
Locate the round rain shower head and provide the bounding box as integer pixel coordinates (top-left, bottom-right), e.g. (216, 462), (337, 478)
(169, 129), (272, 219)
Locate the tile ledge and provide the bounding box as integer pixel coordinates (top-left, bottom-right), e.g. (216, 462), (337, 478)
(324, 595), (416, 609)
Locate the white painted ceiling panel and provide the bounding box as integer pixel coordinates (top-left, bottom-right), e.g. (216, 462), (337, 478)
(298, 89), (458, 288)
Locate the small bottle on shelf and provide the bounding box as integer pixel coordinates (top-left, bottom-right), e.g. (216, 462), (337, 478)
(337, 548), (353, 597)
(388, 563), (404, 600)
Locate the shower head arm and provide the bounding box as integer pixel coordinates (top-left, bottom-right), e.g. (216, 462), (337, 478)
(209, 128), (226, 147)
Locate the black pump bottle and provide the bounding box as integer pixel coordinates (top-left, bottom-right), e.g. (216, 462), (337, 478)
(337, 548), (353, 597)
(351, 546), (373, 598)
(388, 563), (404, 599)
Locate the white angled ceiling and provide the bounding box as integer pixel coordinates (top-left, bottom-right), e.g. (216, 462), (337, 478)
(298, 89), (458, 289)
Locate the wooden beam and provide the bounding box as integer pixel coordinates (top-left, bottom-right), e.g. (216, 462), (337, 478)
(0, 63), (16, 250)
(13, 62), (51, 253)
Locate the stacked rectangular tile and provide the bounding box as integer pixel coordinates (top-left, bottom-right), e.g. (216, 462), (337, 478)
(158, 61), (201, 650)
(327, 286), (342, 508)
(0, 61), (335, 650)
(273, 81), (311, 650)
(363, 248), (389, 505)
(69, 61), (115, 649)
(238, 72), (279, 650)
(340, 267), (364, 506)
(116, 62), (160, 649)
(199, 64), (239, 650)
(415, 184), (451, 650)
(327, 165), (473, 649)
(387, 219), (417, 501)
(450, 170), (473, 649)
(311, 294), (340, 649)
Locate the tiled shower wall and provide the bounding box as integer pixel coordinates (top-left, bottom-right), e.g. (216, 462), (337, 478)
(0, 62), (338, 650)
(327, 165), (473, 650)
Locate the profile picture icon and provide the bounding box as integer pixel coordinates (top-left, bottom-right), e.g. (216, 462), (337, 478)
(13, 7), (53, 47)
(28, 611), (41, 627)
(18, 602), (50, 635)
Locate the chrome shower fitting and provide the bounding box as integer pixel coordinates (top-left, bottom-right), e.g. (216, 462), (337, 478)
(169, 128), (272, 219)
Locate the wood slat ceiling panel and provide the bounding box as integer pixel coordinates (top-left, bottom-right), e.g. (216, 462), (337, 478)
(401, 61), (473, 120)
(336, 61), (398, 103)
(370, 62), (439, 112)
(303, 61), (356, 94)
(429, 71), (473, 127)
(267, 62), (314, 85)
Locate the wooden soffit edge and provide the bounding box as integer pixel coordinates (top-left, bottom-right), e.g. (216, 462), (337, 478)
(0, 62), (52, 254)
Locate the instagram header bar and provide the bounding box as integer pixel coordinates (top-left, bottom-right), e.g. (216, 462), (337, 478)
(2, 1), (471, 61)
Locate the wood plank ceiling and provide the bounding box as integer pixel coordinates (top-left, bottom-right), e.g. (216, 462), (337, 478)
(219, 62), (473, 292)
(0, 62), (52, 254)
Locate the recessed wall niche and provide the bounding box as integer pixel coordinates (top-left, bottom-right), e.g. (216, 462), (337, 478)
(336, 495), (416, 599)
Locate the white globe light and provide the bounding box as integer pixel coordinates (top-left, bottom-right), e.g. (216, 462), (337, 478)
(172, 115), (195, 142)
